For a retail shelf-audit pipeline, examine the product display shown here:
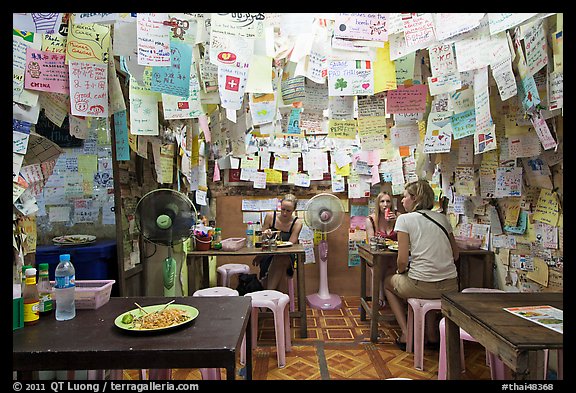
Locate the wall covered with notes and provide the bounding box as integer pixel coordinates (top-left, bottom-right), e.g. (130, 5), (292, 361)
(13, 13), (562, 294)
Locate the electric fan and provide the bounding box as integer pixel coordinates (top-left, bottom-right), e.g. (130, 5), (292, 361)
(303, 193), (345, 310)
(135, 188), (198, 296)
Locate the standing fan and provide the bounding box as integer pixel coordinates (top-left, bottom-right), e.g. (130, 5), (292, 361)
(303, 193), (345, 310)
(135, 189), (198, 296)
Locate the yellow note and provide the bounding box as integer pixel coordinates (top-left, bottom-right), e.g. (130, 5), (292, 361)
(128, 133), (138, 153)
(264, 168), (283, 184)
(533, 188), (560, 226)
(66, 15), (111, 64)
(526, 257), (549, 287)
(245, 55), (274, 94)
(328, 119), (357, 139)
(77, 155), (98, 181)
(504, 198), (521, 227)
(335, 163), (350, 176)
(373, 43), (397, 93)
(191, 134), (199, 166)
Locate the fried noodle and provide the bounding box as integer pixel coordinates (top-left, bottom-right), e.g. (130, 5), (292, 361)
(133, 307), (191, 329)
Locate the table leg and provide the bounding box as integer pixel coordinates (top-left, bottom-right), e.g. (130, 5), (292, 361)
(360, 256), (367, 321)
(296, 253), (307, 338)
(515, 350), (546, 380)
(445, 317), (462, 380)
(370, 257), (382, 342)
(202, 256), (210, 288)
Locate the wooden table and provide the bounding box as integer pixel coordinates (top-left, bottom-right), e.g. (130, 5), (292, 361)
(13, 296), (252, 380)
(357, 243), (496, 343)
(442, 292), (563, 380)
(187, 244), (307, 338)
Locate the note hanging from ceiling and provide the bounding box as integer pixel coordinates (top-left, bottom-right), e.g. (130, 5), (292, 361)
(136, 13), (171, 66)
(333, 13), (388, 41)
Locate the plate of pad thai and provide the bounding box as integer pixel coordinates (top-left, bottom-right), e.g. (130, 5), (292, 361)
(114, 301), (198, 332)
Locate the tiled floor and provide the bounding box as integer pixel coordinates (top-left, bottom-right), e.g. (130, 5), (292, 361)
(125, 296), (492, 380)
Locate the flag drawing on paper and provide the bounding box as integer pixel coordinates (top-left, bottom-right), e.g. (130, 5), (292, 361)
(474, 125), (496, 154)
(225, 75), (240, 91)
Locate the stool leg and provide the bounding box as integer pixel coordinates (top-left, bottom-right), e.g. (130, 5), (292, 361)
(109, 370), (124, 380)
(406, 303), (414, 353)
(251, 308), (259, 350)
(200, 368), (221, 380)
(438, 319), (447, 380)
(273, 307), (286, 368)
(148, 369), (171, 379)
(284, 302), (292, 352)
(414, 307), (425, 370)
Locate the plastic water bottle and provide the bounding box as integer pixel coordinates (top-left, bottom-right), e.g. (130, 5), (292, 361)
(55, 254), (76, 321)
(246, 222), (254, 248)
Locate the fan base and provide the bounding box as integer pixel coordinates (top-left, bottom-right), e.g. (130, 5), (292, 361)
(306, 293), (342, 310)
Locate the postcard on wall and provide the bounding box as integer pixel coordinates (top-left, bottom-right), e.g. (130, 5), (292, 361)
(503, 305), (562, 334)
(328, 60), (374, 96)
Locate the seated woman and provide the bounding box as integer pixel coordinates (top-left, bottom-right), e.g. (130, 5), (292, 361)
(384, 180), (460, 349)
(253, 194), (303, 293)
(365, 191), (398, 307)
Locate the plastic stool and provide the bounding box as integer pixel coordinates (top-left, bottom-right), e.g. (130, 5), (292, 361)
(240, 290), (291, 368)
(193, 286), (239, 297)
(406, 298), (442, 371)
(217, 263), (251, 287)
(438, 317), (506, 379)
(193, 286), (239, 380)
(438, 288), (506, 379)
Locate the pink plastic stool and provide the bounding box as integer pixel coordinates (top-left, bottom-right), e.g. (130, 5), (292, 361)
(240, 290), (292, 368)
(438, 317), (506, 379)
(193, 286), (239, 380)
(406, 297), (442, 371)
(217, 263), (251, 287)
(438, 288), (505, 379)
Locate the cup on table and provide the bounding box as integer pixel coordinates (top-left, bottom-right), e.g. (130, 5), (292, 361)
(369, 237), (378, 251)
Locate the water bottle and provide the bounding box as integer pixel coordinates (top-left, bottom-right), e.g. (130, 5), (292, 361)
(246, 221), (254, 248)
(55, 254), (76, 321)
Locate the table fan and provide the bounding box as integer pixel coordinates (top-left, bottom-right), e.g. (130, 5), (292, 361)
(135, 188), (198, 296)
(303, 193), (345, 310)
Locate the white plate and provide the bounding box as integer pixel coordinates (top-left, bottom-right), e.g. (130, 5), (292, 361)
(388, 245), (398, 251)
(52, 234), (97, 246)
(276, 241), (293, 248)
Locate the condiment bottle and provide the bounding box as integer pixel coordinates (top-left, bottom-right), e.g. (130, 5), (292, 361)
(23, 268), (39, 326)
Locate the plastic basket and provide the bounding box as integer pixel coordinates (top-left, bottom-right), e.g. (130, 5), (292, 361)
(221, 238), (246, 251)
(51, 279), (115, 309)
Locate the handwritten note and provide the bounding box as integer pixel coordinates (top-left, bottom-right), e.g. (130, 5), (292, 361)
(386, 84), (427, 114)
(69, 61), (108, 117)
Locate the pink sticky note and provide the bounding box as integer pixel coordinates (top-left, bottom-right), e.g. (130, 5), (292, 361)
(371, 164), (380, 185)
(199, 115), (211, 143)
(213, 161), (221, 182)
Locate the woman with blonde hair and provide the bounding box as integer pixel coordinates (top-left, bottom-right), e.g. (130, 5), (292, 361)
(254, 194), (303, 293)
(384, 180), (460, 349)
(365, 191), (398, 307)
